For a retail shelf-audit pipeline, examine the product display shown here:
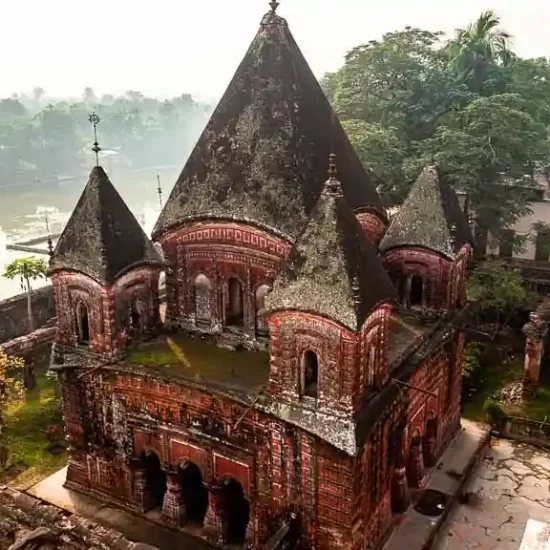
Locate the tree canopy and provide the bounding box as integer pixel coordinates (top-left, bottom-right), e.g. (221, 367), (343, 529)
(0, 90), (212, 189)
(324, 11), (550, 237)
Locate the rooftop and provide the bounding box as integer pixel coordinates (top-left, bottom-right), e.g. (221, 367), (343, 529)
(124, 334), (269, 401)
(386, 312), (436, 368)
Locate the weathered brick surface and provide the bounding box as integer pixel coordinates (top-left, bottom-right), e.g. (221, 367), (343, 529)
(159, 221), (290, 340)
(0, 286), (55, 343)
(52, 219), (466, 549)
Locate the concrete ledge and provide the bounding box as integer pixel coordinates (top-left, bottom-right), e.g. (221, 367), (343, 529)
(383, 419), (490, 550)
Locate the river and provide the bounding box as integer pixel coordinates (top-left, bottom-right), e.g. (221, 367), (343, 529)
(0, 166), (181, 300)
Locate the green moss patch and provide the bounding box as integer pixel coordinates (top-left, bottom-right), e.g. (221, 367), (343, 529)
(126, 335), (270, 393)
(2, 372), (66, 490)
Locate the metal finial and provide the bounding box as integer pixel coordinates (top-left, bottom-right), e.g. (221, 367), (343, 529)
(269, 0), (279, 12)
(323, 153), (343, 196)
(157, 174), (163, 210)
(88, 112), (101, 166)
(45, 214), (53, 257)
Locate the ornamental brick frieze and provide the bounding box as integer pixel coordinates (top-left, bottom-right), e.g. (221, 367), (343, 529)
(162, 222), (291, 259)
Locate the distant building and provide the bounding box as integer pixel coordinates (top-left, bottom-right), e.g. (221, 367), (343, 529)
(47, 4), (472, 549)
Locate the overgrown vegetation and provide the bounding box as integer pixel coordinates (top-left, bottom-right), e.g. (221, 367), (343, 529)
(1, 367), (65, 490)
(324, 10), (550, 241)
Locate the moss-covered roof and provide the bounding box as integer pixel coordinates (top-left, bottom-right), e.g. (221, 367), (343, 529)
(125, 334), (269, 398)
(379, 166), (472, 258)
(152, 9), (384, 241)
(49, 166), (162, 285)
(264, 173), (397, 330)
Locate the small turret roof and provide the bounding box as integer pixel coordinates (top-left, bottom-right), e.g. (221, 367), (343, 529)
(152, 7), (384, 241)
(379, 166), (472, 258)
(265, 160), (396, 330)
(49, 166), (162, 284)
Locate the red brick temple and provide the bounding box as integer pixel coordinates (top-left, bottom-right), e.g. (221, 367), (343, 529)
(47, 3), (473, 549)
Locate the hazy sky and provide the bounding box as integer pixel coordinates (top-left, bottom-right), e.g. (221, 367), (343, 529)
(2, 0), (547, 102)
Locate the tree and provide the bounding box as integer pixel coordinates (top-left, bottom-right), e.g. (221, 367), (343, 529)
(448, 10), (512, 93)
(2, 257), (48, 333)
(32, 87), (45, 105)
(0, 350), (24, 447)
(467, 260), (535, 335)
(83, 87), (97, 103)
(410, 93), (550, 238)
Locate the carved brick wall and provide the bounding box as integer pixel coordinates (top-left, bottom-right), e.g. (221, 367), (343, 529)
(51, 267), (161, 356)
(158, 222), (291, 338)
(382, 248), (452, 311)
(355, 212), (387, 246)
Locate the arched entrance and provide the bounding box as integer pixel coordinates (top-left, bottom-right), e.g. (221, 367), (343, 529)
(76, 302), (90, 345)
(409, 274), (424, 308)
(179, 461), (208, 526)
(226, 278), (244, 328)
(301, 350), (319, 398)
(218, 478), (250, 545)
(194, 274), (212, 327)
(142, 451), (166, 510)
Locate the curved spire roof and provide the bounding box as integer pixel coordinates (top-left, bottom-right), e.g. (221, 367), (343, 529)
(379, 166), (472, 258)
(152, 7), (385, 240)
(49, 166), (162, 285)
(265, 158), (396, 331)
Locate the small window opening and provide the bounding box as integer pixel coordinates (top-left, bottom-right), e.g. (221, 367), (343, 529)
(301, 350), (318, 398)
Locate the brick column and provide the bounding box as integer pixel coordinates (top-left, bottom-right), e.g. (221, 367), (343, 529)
(162, 473), (186, 525)
(422, 435), (437, 468)
(391, 466), (409, 513)
(523, 313), (547, 397)
(407, 438), (424, 489)
(132, 467), (149, 512)
(204, 482), (224, 543)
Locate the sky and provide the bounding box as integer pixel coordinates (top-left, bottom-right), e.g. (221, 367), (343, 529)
(2, 0), (548, 102)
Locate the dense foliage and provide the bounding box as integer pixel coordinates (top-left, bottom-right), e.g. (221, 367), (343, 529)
(323, 11), (550, 238)
(0, 350), (24, 439)
(0, 89), (212, 187)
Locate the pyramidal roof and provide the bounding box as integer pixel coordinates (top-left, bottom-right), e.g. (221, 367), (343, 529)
(379, 166), (472, 258)
(264, 159), (396, 331)
(49, 166), (162, 285)
(152, 6), (385, 241)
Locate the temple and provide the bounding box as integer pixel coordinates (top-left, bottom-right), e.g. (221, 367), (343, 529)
(48, 4), (472, 549)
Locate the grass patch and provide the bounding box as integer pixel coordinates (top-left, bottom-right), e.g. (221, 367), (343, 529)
(2, 371), (66, 490)
(462, 344), (550, 422)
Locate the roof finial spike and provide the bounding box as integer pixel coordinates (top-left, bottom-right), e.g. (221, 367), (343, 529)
(157, 174), (163, 210)
(88, 112), (102, 167)
(269, 0), (279, 12)
(45, 214), (53, 257)
(323, 153), (343, 197)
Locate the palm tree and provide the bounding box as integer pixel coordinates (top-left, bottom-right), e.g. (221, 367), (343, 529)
(2, 257), (48, 332)
(449, 10), (512, 92)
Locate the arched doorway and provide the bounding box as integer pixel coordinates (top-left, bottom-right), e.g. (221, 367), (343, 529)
(226, 278), (244, 327)
(255, 284), (271, 336)
(218, 478), (250, 546)
(142, 451), (166, 510)
(301, 350), (318, 398)
(409, 274), (424, 308)
(194, 274), (212, 327)
(76, 302), (90, 345)
(179, 461), (208, 526)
